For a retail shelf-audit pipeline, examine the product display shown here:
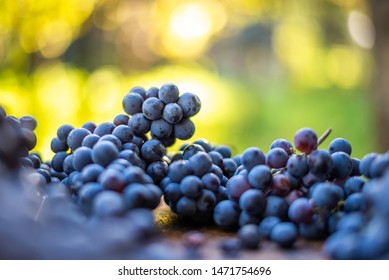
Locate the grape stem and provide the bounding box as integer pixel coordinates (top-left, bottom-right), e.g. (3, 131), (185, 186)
(316, 127), (332, 148)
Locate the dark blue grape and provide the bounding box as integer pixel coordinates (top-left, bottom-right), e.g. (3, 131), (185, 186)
(67, 128), (91, 151)
(188, 152), (212, 177)
(142, 97), (164, 120)
(176, 196), (197, 216)
(99, 168), (127, 192)
(294, 127), (317, 155)
(113, 114), (129, 126)
(287, 154), (308, 177)
(238, 224), (260, 249)
(63, 154), (75, 174)
(0, 106), (6, 120)
(94, 122), (115, 137)
(167, 159), (193, 183)
(288, 197), (313, 223)
(233, 154), (242, 166)
(263, 196), (288, 220)
(214, 145), (232, 159)
(242, 147), (266, 171)
(239, 189), (266, 215)
(123, 92), (144, 115)
(210, 164), (223, 181)
(20, 116), (37, 131)
(344, 193), (367, 212)
(336, 212), (364, 232)
(82, 122), (96, 133)
(177, 92), (201, 117)
(270, 222), (297, 247)
(204, 151), (222, 168)
(307, 149), (333, 176)
(299, 214), (327, 239)
(112, 125), (133, 144)
(302, 171), (325, 188)
(164, 182), (182, 203)
(159, 83), (179, 104)
(123, 183), (159, 210)
(344, 176), (365, 197)
(129, 86), (147, 99)
(50, 137), (68, 153)
(369, 152), (389, 178)
(350, 158), (361, 176)
(174, 118), (195, 140)
(328, 138), (352, 155)
(226, 174), (251, 202)
(57, 124), (74, 141)
(197, 189), (217, 212)
(359, 153), (377, 178)
(323, 231), (360, 260)
(146, 160), (168, 184)
(21, 128), (37, 150)
(156, 134), (176, 147)
(81, 163), (104, 183)
(128, 113), (151, 136)
(179, 175), (203, 198)
(201, 173), (221, 192)
(146, 87), (159, 99)
(270, 139), (293, 156)
(150, 119), (173, 139)
(271, 174), (291, 196)
(140, 139), (166, 164)
(78, 182), (103, 214)
(284, 172), (302, 189)
(222, 158), (238, 178)
(258, 216), (281, 239)
(92, 141), (119, 167)
(248, 165), (272, 190)
(51, 152), (68, 172)
(93, 191), (124, 217)
(213, 200), (240, 228)
(182, 144), (205, 160)
(219, 238), (241, 257)
(72, 147), (93, 172)
(311, 182), (344, 210)
(162, 103), (183, 124)
(331, 151), (353, 179)
(81, 134), (100, 148)
(328, 211), (345, 234)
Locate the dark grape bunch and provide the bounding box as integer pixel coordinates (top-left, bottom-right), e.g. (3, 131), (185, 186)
(123, 83), (201, 146)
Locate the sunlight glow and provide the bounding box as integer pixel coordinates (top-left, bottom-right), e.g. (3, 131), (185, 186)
(169, 3), (212, 41)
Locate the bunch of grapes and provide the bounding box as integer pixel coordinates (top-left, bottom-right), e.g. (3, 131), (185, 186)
(2, 83), (389, 260)
(123, 84), (201, 146)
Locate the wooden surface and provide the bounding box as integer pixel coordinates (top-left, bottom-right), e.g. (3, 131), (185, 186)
(154, 203), (326, 260)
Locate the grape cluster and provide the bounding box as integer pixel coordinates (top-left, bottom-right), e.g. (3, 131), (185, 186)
(2, 84), (389, 260)
(0, 107), (38, 168)
(123, 84), (201, 146)
(160, 140), (236, 221)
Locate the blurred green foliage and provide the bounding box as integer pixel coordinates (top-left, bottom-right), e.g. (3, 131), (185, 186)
(0, 0), (376, 159)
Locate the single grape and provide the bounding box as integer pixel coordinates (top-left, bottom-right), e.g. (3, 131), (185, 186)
(294, 127), (318, 154)
(270, 222), (297, 247)
(238, 224), (260, 249)
(142, 97), (164, 121)
(177, 92), (201, 117)
(242, 147), (266, 171)
(159, 83), (179, 104)
(123, 92), (144, 115)
(163, 103), (183, 124)
(174, 118), (195, 140)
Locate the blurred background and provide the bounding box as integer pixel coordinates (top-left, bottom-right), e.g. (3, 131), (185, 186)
(0, 0), (387, 160)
